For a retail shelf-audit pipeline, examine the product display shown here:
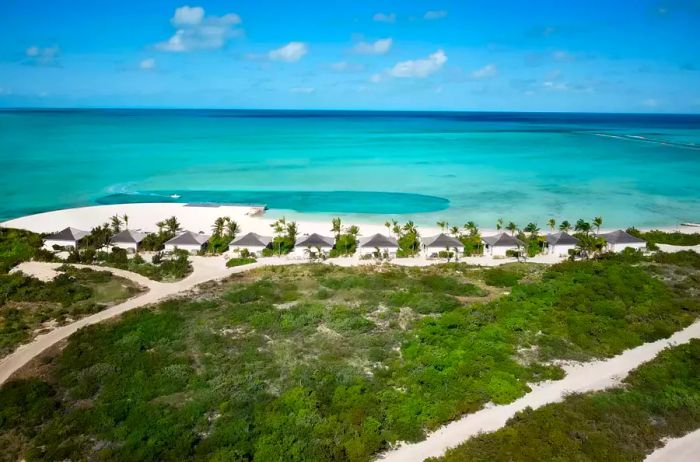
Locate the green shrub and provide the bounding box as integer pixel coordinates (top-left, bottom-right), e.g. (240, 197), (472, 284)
(483, 267), (521, 287)
(226, 257), (257, 267)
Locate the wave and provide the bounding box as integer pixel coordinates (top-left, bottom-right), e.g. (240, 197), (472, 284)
(592, 133), (700, 151)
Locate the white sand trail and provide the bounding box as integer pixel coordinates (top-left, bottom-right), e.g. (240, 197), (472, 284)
(645, 428), (700, 462)
(376, 320), (700, 462)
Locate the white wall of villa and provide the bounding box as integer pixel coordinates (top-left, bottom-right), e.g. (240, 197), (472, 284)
(423, 245), (464, 258)
(548, 244), (576, 256)
(358, 246), (397, 257)
(485, 245), (518, 257)
(164, 243), (205, 254)
(230, 245), (268, 257)
(292, 245), (333, 258)
(44, 239), (79, 249)
(111, 242), (139, 253)
(607, 242), (646, 253)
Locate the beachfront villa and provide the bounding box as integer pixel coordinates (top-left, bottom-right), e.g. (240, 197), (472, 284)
(229, 232), (272, 256)
(43, 227), (89, 249)
(293, 233), (334, 258)
(482, 233), (525, 257)
(421, 233), (465, 258)
(598, 230), (646, 253)
(164, 231), (210, 254)
(357, 233), (399, 257)
(545, 232), (580, 257)
(109, 229), (148, 253)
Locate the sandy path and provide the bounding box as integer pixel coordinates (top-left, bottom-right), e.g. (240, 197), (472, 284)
(376, 320), (700, 462)
(0, 256), (290, 385)
(645, 429), (700, 462)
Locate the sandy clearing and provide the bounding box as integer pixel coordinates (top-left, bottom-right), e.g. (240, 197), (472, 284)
(375, 320), (700, 462)
(645, 428), (700, 462)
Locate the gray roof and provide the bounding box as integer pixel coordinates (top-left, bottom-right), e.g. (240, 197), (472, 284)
(231, 232), (272, 247)
(165, 231), (210, 246)
(546, 232), (580, 246)
(45, 227), (89, 242)
(597, 230), (646, 244)
(295, 233), (334, 247)
(482, 233), (525, 247)
(358, 233), (399, 248)
(110, 229), (148, 244)
(422, 233), (464, 248)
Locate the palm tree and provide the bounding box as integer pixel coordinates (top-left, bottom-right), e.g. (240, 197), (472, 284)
(575, 219), (591, 235)
(123, 214), (129, 229)
(496, 218), (504, 231)
(347, 225), (360, 237)
(436, 221), (448, 232)
(524, 222), (540, 238)
(506, 222), (518, 236)
(464, 221), (478, 236)
(547, 218), (556, 232)
(110, 215), (122, 234)
(593, 216), (603, 235)
(331, 217), (342, 239)
(402, 221), (419, 253)
(559, 220), (572, 233)
(156, 220), (165, 235)
(212, 217), (226, 238)
(449, 225), (460, 237)
(385, 219), (399, 238)
(165, 216), (180, 235)
(286, 221), (298, 242)
(225, 218), (239, 239)
(271, 217), (287, 236)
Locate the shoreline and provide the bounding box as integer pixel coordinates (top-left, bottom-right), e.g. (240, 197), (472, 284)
(2, 203), (698, 238)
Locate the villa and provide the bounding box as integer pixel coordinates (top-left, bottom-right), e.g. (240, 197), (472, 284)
(110, 229), (148, 253)
(545, 231), (580, 257)
(230, 232), (272, 256)
(164, 231), (210, 254)
(357, 233), (399, 257)
(293, 233), (334, 258)
(43, 227), (89, 249)
(482, 233), (525, 257)
(598, 229), (646, 253)
(421, 233), (464, 258)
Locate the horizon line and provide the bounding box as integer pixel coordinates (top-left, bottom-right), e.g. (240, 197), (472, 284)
(1, 107), (700, 116)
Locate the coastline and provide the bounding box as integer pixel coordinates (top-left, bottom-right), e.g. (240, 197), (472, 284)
(1, 202), (698, 238)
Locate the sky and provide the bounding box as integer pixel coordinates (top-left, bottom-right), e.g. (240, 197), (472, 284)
(1, 0), (699, 112)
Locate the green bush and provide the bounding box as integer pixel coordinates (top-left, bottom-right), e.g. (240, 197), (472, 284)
(483, 267), (521, 287)
(226, 257), (257, 267)
(0, 227), (47, 273)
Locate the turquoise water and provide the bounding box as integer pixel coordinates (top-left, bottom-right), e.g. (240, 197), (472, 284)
(1, 109), (699, 228)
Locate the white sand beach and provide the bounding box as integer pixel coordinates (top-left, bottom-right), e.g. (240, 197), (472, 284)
(2, 202), (697, 240)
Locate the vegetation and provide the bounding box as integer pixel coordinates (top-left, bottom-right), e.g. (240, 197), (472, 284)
(208, 216), (239, 254)
(328, 217), (360, 257)
(431, 340), (700, 462)
(386, 220), (421, 257)
(0, 253), (698, 461)
(266, 217), (298, 256)
(0, 228), (53, 274)
(0, 265), (143, 356)
(627, 227), (700, 246)
(226, 257), (257, 267)
(65, 247), (192, 281)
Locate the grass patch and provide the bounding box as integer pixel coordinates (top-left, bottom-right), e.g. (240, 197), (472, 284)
(0, 257), (697, 461)
(226, 257), (257, 267)
(430, 340), (700, 462)
(0, 265), (143, 357)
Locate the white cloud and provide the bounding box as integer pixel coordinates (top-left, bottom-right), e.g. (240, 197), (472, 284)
(268, 42), (308, 62)
(552, 50), (573, 61)
(388, 49), (447, 78)
(24, 45), (60, 66)
(353, 38), (393, 55)
(330, 61), (364, 72)
(290, 87), (315, 94)
(471, 63), (498, 78)
(139, 58), (156, 70)
(542, 80), (569, 91)
(373, 12), (396, 23)
(370, 73), (382, 83)
(172, 6), (205, 25)
(424, 10), (448, 20)
(642, 98), (660, 108)
(156, 6), (242, 52)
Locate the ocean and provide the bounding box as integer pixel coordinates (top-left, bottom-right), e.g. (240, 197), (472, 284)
(1, 109), (699, 228)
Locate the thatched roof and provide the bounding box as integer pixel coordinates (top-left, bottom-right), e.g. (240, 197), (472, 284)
(45, 227), (89, 242)
(295, 233), (334, 247)
(165, 231), (210, 246)
(231, 232), (272, 247)
(422, 233), (463, 248)
(545, 232), (579, 246)
(597, 230), (645, 244)
(358, 233), (399, 248)
(482, 233), (524, 247)
(110, 229), (148, 244)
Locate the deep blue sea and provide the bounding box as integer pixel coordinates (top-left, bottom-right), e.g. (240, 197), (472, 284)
(1, 109), (699, 228)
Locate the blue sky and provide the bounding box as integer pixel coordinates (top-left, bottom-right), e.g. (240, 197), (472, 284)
(1, 0), (699, 112)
